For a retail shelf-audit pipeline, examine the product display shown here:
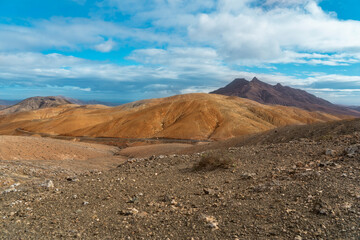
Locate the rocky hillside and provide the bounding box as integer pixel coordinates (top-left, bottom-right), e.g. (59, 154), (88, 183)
(211, 77), (360, 116)
(0, 96), (72, 115)
(0, 93), (345, 140)
(1, 119), (359, 239)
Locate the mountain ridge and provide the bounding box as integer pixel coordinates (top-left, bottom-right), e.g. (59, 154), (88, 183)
(0, 93), (346, 140)
(210, 77), (360, 116)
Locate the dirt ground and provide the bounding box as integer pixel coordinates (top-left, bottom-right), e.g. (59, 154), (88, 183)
(0, 120), (359, 239)
(120, 143), (194, 158)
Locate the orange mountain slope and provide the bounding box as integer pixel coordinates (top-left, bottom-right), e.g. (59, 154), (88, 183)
(0, 93), (347, 140)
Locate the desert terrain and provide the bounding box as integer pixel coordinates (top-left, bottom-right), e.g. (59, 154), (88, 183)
(0, 117), (359, 239)
(0, 91), (359, 239)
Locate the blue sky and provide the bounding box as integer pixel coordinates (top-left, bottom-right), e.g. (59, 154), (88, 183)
(1, 0), (360, 105)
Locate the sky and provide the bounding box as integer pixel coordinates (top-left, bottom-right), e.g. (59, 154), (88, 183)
(1, 0), (360, 105)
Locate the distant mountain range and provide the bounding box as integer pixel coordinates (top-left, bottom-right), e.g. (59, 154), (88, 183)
(349, 106), (360, 112)
(0, 93), (345, 140)
(0, 100), (20, 110)
(0, 96), (72, 115)
(0, 96), (119, 115)
(211, 77), (360, 116)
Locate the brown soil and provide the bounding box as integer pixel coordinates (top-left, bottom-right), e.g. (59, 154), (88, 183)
(0, 135), (120, 161)
(0, 120), (359, 239)
(120, 143), (193, 158)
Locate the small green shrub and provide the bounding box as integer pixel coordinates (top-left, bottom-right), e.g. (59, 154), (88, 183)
(193, 151), (235, 171)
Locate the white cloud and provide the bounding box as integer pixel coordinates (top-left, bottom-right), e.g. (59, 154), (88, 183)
(0, 18), (173, 52)
(46, 85), (92, 92)
(2, 0), (360, 66)
(1, 51), (360, 104)
(94, 39), (116, 52)
(188, 0), (360, 65)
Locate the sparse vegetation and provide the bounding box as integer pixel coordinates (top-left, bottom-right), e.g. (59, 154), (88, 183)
(193, 150), (236, 171)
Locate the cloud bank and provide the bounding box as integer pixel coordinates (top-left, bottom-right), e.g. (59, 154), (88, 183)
(0, 0), (360, 104)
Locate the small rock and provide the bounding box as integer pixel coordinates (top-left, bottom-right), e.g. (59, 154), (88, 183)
(345, 145), (359, 155)
(41, 180), (54, 189)
(294, 235), (302, 240)
(118, 208), (139, 216)
(137, 211), (148, 218)
(325, 149), (336, 156)
(83, 201), (89, 205)
(127, 195), (138, 203)
(162, 195), (173, 203)
(203, 188), (216, 195)
(1, 183), (19, 194)
(313, 200), (330, 215)
(342, 202), (352, 210)
(200, 214), (219, 230)
(240, 173), (255, 180)
(67, 177), (79, 182)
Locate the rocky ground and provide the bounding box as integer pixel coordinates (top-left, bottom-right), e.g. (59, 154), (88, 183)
(0, 124), (360, 239)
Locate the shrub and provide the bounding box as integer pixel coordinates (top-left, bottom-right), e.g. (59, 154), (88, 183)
(193, 151), (235, 171)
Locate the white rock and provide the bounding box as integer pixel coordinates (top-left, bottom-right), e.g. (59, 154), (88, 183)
(41, 180), (54, 188)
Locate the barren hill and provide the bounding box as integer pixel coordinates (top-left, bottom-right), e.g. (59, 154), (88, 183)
(0, 96), (72, 115)
(211, 77), (360, 116)
(0, 93), (346, 140)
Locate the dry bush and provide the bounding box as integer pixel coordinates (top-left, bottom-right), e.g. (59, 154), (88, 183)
(193, 151), (236, 171)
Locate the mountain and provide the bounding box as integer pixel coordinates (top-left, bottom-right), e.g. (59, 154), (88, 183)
(349, 106), (360, 112)
(59, 96), (119, 106)
(0, 96), (72, 115)
(0, 99), (20, 109)
(210, 77), (360, 116)
(0, 99), (20, 105)
(0, 93), (345, 140)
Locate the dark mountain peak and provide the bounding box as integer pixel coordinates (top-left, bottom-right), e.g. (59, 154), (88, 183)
(211, 77), (360, 116)
(228, 78), (249, 87)
(251, 77), (260, 82)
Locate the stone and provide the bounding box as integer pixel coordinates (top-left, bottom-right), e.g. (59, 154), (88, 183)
(67, 177), (79, 182)
(41, 180), (54, 189)
(240, 173), (255, 180)
(325, 149), (336, 156)
(345, 145), (360, 157)
(203, 188), (216, 195)
(200, 214), (219, 230)
(118, 208), (139, 216)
